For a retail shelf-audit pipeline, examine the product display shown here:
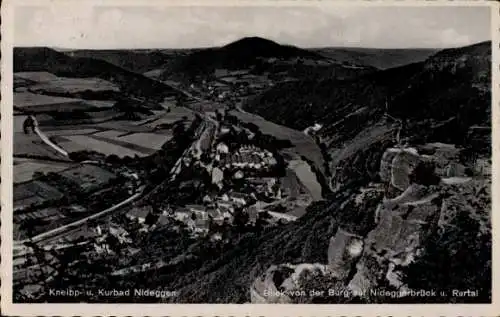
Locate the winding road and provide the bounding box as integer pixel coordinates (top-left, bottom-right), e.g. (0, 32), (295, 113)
(29, 116), (69, 157)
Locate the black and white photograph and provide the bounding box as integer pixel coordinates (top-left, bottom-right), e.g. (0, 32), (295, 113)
(1, 0), (498, 314)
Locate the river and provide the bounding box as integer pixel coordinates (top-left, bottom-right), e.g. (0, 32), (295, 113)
(288, 159), (323, 201)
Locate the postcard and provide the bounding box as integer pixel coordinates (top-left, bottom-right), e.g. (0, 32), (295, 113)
(1, 0), (499, 315)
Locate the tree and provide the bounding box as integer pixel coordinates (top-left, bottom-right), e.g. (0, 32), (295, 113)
(233, 207), (249, 230)
(402, 210), (491, 303)
(145, 212), (159, 226)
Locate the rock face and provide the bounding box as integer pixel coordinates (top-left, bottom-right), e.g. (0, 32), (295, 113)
(349, 184), (442, 294)
(389, 148), (421, 191)
(327, 229), (364, 280)
(250, 263), (328, 303)
(250, 143), (490, 303)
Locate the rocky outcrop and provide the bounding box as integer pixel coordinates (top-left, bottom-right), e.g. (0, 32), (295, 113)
(349, 184), (442, 294)
(250, 143), (490, 303)
(388, 148), (421, 191)
(250, 263), (328, 303)
(327, 229), (363, 280)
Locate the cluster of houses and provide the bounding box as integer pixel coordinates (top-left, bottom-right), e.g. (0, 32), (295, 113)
(124, 188), (266, 237)
(214, 143), (277, 170)
(198, 69), (275, 102)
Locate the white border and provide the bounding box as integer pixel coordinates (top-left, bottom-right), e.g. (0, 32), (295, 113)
(2, 0), (499, 316)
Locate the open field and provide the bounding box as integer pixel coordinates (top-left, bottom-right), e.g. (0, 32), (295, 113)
(45, 128), (100, 137)
(14, 92), (83, 107)
(34, 116), (174, 157)
(230, 110), (325, 174)
(14, 180), (64, 211)
(15, 132), (69, 161)
(85, 133), (167, 154)
(93, 130), (126, 139)
(85, 121), (154, 133)
(133, 111), (170, 126)
(84, 109), (121, 120)
(14, 71), (59, 82)
(60, 164), (116, 192)
(15, 71), (120, 93)
(42, 121), (152, 134)
(14, 92), (117, 114)
(58, 135), (146, 158)
(14, 115), (28, 132)
(14, 159), (74, 184)
(139, 107), (195, 129)
(117, 132), (172, 151)
(14, 92), (89, 113)
(82, 100), (116, 108)
(29, 76), (119, 93)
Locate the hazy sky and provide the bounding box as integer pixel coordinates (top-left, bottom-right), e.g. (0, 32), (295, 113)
(14, 5), (491, 49)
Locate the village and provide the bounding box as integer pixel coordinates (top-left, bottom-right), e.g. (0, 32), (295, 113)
(12, 67), (320, 298)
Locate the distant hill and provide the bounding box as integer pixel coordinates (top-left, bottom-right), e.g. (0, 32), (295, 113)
(159, 37), (350, 81)
(63, 50), (172, 74)
(312, 47), (438, 69)
(14, 47), (181, 100)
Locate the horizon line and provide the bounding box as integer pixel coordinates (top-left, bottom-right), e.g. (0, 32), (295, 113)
(12, 36), (491, 52)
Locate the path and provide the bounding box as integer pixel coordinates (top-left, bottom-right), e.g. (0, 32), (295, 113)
(31, 116), (69, 157)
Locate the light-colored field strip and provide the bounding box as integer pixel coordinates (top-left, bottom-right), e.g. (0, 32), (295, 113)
(30, 77), (120, 93)
(93, 130), (125, 139)
(14, 161), (73, 184)
(14, 92), (84, 108)
(142, 107), (195, 128)
(62, 135), (145, 158)
(118, 132), (172, 151)
(83, 100), (116, 108)
(14, 71), (59, 82)
(44, 129), (99, 137)
(91, 121), (152, 133)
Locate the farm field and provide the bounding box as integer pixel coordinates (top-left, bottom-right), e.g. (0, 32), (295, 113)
(86, 121), (154, 133)
(44, 128), (100, 137)
(59, 164), (116, 193)
(14, 180), (64, 211)
(139, 106), (195, 129)
(134, 111), (172, 126)
(82, 100), (116, 108)
(93, 130), (126, 139)
(14, 92), (87, 111)
(14, 92), (117, 114)
(15, 132), (69, 161)
(29, 78), (119, 93)
(14, 71), (59, 82)
(117, 132), (172, 151)
(85, 109), (121, 120)
(14, 71), (120, 93)
(229, 110), (325, 174)
(14, 115), (29, 132)
(14, 159), (74, 184)
(58, 135), (146, 158)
